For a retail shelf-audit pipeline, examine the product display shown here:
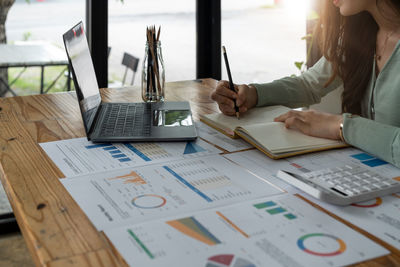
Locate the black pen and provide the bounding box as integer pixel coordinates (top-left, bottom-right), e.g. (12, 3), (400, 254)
(222, 46), (240, 119)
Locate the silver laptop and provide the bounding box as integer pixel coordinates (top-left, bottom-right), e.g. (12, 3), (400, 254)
(63, 22), (197, 143)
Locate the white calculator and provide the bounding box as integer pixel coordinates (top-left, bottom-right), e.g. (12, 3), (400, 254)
(277, 164), (400, 205)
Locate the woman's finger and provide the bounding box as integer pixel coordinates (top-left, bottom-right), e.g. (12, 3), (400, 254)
(213, 87), (237, 100)
(236, 84), (248, 107)
(238, 105), (247, 113)
(284, 117), (310, 135)
(274, 110), (305, 122)
(216, 80), (230, 89)
(213, 94), (235, 108)
(219, 103), (236, 116)
(216, 82), (237, 99)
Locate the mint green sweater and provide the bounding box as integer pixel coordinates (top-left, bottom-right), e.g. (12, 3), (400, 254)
(252, 41), (400, 167)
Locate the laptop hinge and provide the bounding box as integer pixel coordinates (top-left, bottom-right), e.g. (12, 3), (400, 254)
(87, 102), (104, 139)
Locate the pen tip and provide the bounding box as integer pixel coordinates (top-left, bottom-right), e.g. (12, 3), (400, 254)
(222, 46), (226, 53)
(236, 112), (240, 120)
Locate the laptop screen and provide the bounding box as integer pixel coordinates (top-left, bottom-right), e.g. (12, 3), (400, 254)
(63, 21), (101, 133)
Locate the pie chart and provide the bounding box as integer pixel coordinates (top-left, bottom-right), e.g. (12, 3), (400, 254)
(297, 233), (346, 256)
(351, 197), (382, 208)
(206, 254), (256, 267)
(131, 194), (166, 209)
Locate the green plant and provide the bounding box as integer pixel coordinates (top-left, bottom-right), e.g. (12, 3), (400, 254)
(8, 66), (70, 95)
(22, 31), (31, 41)
(294, 10), (320, 74)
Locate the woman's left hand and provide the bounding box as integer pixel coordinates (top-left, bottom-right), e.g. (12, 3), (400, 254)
(274, 109), (343, 140)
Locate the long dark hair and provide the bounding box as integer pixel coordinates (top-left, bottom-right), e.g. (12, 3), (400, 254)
(318, 0), (400, 114)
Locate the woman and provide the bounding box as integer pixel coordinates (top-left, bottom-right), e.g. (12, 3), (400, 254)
(211, 0), (400, 167)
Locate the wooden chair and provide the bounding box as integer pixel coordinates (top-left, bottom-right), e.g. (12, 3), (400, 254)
(121, 52), (140, 86)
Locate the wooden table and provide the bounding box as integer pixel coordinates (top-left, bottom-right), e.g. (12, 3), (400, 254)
(0, 79), (399, 266)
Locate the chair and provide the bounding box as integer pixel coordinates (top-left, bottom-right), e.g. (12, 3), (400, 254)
(121, 52), (140, 86)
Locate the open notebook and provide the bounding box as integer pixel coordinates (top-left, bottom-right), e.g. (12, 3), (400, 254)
(200, 105), (347, 159)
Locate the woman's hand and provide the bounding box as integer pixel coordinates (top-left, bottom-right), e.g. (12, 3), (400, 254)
(274, 109), (343, 140)
(210, 80), (258, 116)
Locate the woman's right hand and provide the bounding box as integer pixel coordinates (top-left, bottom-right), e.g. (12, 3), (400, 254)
(210, 80), (258, 116)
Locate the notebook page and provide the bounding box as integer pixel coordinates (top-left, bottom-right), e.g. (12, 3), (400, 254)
(238, 122), (342, 153)
(201, 105), (290, 134)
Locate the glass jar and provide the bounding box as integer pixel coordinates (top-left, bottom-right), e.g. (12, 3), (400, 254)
(141, 41), (165, 102)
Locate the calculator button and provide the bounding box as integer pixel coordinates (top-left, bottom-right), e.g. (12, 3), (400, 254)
(326, 181), (335, 186)
(344, 189), (354, 196)
(352, 188), (361, 194)
(372, 176), (381, 182)
(335, 185), (346, 191)
(383, 181), (395, 186)
(369, 184), (380, 190)
(362, 186), (373, 191)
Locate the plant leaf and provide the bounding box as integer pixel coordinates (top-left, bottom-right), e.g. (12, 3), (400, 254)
(294, 61), (304, 70)
(301, 34), (313, 41)
(307, 10), (320, 20)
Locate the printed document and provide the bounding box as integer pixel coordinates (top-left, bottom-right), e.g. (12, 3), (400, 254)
(40, 137), (221, 177)
(61, 155), (283, 230)
(196, 121), (253, 152)
(227, 147), (400, 250)
(105, 194), (388, 267)
(0, 184), (12, 214)
(226, 148), (400, 249)
(224, 150), (300, 193)
(307, 194), (400, 250)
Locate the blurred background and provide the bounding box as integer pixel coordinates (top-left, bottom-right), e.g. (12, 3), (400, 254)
(3, 0), (311, 95)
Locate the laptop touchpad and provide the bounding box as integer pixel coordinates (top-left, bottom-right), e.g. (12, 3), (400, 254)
(153, 110), (193, 127)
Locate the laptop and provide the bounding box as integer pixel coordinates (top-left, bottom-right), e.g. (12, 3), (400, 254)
(63, 22), (197, 143)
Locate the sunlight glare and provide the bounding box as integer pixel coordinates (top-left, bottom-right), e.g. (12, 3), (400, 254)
(282, 0), (311, 19)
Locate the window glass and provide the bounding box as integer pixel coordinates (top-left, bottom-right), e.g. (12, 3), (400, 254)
(222, 0), (309, 84)
(108, 0), (196, 86)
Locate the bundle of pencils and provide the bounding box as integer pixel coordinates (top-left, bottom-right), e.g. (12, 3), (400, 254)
(145, 25), (162, 101)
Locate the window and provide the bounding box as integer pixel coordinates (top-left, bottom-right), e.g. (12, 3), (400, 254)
(108, 0), (196, 85)
(221, 0), (309, 84)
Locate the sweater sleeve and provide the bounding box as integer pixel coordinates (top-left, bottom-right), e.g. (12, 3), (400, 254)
(342, 114), (400, 168)
(252, 57), (342, 108)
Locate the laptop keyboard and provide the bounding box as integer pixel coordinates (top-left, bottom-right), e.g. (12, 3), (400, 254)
(99, 103), (151, 137)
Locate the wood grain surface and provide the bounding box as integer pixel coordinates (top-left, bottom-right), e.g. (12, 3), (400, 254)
(0, 79), (398, 266)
